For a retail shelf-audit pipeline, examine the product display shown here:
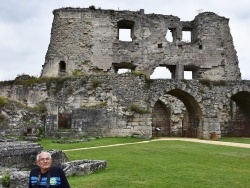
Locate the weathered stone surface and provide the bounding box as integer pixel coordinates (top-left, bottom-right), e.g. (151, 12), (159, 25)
(0, 142), (42, 168)
(41, 8), (240, 81)
(1, 76), (250, 139)
(62, 159), (107, 176)
(0, 7), (249, 140)
(1, 159), (107, 188)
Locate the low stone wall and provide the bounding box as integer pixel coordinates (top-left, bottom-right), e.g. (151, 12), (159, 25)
(0, 160), (107, 188)
(0, 141), (42, 168)
(0, 141), (107, 188)
(63, 159), (108, 176)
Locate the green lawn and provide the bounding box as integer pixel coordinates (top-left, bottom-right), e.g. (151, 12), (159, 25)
(218, 137), (250, 144)
(38, 138), (250, 188)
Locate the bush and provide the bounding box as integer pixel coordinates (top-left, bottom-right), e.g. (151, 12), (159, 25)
(2, 173), (10, 187)
(34, 101), (47, 114)
(92, 78), (101, 88)
(0, 113), (6, 124)
(130, 104), (148, 114)
(199, 78), (211, 87)
(213, 80), (227, 86)
(0, 96), (7, 107)
(72, 70), (84, 76)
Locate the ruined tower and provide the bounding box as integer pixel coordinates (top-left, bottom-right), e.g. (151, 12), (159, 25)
(41, 7), (241, 81)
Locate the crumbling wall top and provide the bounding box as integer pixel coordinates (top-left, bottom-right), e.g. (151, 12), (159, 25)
(41, 7), (241, 81)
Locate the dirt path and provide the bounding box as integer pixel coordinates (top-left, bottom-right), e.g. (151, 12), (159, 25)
(63, 138), (250, 152)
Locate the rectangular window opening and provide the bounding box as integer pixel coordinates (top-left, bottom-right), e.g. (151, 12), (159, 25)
(119, 29), (132, 42)
(184, 71), (193, 79)
(182, 31), (191, 43)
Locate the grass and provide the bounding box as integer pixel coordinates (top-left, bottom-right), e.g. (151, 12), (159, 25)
(38, 137), (250, 188)
(218, 137), (250, 144)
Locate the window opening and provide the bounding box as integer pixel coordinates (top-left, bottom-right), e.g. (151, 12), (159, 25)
(150, 67), (171, 79)
(158, 43), (163, 48)
(58, 112), (71, 129)
(117, 20), (134, 42)
(182, 31), (191, 42)
(166, 28), (174, 42)
(59, 61), (66, 72)
(119, 29), (132, 41)
(27, 128), (32, 135)
(118, 68), (131, 74)
(184, 71), (192, 79)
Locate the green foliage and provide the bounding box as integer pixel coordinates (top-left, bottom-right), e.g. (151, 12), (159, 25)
(2, 173), (10, 187)
(0, 113), (6, 124)
(213, 80), (227, 86)
(199, 79), (227, 88)
(13, 76), (53, 86)
(199, 78), (211, 87)
(67, 86), (74, 95)
(130, 70), (146, 78)
(0, 96), (7, 107)
(34, 101), (47, 114)
(199, 88), (206, 94)
(81, 102), (107, 109)
(72, 69), (84, 77)
(130, 104), (148, 114)
(92, 78), (101, 88)
(80, 77), (88, 86)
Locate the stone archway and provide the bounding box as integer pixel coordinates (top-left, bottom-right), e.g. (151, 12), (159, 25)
(151, 89), (202, 138)
(227, 91), (250, 136)
(163, 89), (202, 138)
(152, 100), (171, 137)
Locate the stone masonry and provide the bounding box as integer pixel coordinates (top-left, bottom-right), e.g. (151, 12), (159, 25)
(41, 7), (240, 81)
(0, 7), (250, 140)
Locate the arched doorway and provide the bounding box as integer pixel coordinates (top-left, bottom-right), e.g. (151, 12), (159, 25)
(227, 91), (250, 136)
(167, 89), (202, 138)
(152, 100), (171, 137)
(152, 89), (202, 138)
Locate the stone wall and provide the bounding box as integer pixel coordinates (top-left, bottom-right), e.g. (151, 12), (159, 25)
(41, 8), (240, 81)
(1, 76), (250, 139)
(0, 141), (42, 168)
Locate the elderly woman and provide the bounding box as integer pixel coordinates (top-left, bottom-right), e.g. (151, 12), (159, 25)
(29, 151), (70, 188)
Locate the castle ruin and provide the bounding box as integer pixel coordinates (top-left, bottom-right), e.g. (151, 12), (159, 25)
(41, 7), (240, 81)
(0, 7), (250, 139)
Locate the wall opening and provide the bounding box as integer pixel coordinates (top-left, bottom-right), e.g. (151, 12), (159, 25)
(58, 112), (71, 129)
(118, 20), (135, 42)
(118, 68), (131, 74)
(184, 71), (192, 79)
(27, 128), (32, 135)
(59, 61), (66, 72)
(113, 62), (136, 73)
(152, 100), (171, 137)
(184, 65), (199, 79)
(167, 89), (202, 138)
(150, 67), (172, 79)
(119, 29), (132, 41)
(182, 31), (191, 42)
(158, 43), (163, 48)
(166, 28), (176, 43)
(227, 91), (250, 137)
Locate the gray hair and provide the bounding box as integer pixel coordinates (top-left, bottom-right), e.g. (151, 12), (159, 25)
(36, 151), (52, 161)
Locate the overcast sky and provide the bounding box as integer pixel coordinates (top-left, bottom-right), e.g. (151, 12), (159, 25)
(0, 0), (250, 81)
